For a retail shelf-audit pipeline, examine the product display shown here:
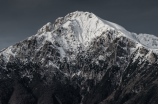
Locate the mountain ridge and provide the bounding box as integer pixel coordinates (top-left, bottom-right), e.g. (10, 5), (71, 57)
(0, 11), (158, 104)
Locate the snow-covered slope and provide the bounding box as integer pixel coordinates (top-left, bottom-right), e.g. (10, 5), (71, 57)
(137, 33), (158, 49)
(99, 16), (158, 51)
(35, 11), (158, 55)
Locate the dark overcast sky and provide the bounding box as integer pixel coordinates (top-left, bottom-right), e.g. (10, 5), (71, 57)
(0, 0), (158, 50)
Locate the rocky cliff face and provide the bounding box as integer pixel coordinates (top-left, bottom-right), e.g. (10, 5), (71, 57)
(0, 11), (158, 104)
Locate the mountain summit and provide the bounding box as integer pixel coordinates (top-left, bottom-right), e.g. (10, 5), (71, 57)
(0, 11), (158, 104)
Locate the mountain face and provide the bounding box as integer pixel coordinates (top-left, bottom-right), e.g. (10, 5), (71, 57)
(0, 11), (158, 104)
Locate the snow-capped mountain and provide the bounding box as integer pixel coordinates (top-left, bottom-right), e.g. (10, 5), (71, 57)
(0, 11), (158, 104)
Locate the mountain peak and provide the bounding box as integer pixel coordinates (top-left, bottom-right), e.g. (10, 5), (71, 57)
(65, 11), (94, 18)
(1, 11), (158, 104)
(1, 11), (158, 63)
(2, 11), (158, 62)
